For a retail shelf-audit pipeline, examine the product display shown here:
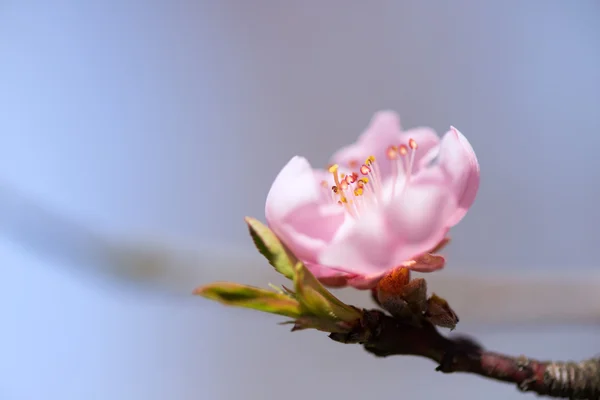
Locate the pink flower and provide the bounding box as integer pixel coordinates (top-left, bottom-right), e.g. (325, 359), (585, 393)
(265, 111), (480, 289)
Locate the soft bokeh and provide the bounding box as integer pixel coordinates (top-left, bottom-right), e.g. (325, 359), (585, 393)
(1, 1), (599, 399)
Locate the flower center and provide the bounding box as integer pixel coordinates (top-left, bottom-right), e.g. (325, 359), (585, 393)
(321, 138), (419, 218)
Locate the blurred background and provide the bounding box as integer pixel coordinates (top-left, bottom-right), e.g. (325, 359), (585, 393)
(1, 1), (599, 399)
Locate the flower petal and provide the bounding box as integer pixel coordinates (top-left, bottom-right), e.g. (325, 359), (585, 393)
(402, 254), (445, 273)
(265, 157), (346, 263)
(331, 112), (441, 181)
(346, 273), (386, 289)
(384, 179), (457, 258)
(318, 208), (392, 275)
(265, 156), (321, 221)
(330, 111), (403, 175)
(437, 127), (480, 226)
(429, 237), (451, 253)
(304, 263), (385, 289)
(398, 127), (441, 171)
(318, 179), (457, 276)
(349, 110), (403, 146)
(304, 262), (353, 288)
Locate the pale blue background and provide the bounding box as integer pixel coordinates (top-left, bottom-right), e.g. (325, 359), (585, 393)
(1, 1), (599, 399)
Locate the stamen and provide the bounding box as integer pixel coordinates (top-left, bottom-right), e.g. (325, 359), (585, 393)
(386, 145), (398, 160)
(329, 163), (359, 215)
(406, 138), (417, 180)
(325, 140), (419, 219)
(321, 180), (335, 203)
(408, 138), (418, 150)
(387, 145), (400, 197)
(344, 173), (356, 186)
(367, 156), (383, 199)
(359, 158), (382, 204)
(328, 164), (346, 202)
(350, 198), (361, 217)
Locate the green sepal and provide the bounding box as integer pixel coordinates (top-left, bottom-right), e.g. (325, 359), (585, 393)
(294, 263), (361, 322)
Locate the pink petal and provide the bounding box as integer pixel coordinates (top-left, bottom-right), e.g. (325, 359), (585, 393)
(318, 208), (391, 274)
(402, 254), (446, 273)
(352, 110), (403, 146)
(265, 156), (320, 221)
(429, 237), (451, 253)
(304, 263), (384, 290)
(330, 111), (403, 175)
(398, 127), (441, 172)
(331, 112), (441, 181)
(384, 179), (457, 257)
(304, 262), (353, 288)
(437, 127), (480, 226)
(418, 146), (440, 170)
(346, 273), (386, 289)
(318, 179), (457, 276)
(265, 157), (346, 263)
(315, 271), (385, 290)
(316, 253), (445, 289)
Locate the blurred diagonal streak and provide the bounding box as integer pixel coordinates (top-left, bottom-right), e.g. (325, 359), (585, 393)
(0, 184), (214, 294)
(1, 184), (599, 324)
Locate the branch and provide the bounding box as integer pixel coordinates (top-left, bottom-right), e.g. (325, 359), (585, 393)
(198, 221), (599, 399)
(330, 310), (600, 399)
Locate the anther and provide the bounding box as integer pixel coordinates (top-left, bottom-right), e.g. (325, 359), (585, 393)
(386, 145), (398, 160)
(408, 138), (418, 150)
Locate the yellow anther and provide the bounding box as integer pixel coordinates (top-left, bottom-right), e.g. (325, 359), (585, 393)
(329, 163), (346, 202)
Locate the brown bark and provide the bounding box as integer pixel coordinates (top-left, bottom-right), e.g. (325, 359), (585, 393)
(329, 310), (600, 399)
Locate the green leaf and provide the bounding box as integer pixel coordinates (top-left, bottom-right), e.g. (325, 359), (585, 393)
(294, 264), (362, 323)
(245, 217), (296, 280)
(194, 282), (302, 318)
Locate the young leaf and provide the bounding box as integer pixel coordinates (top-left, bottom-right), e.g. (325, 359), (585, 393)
(245, 216), (296, 280)
(294, 263), (362, 323)
(194, 282), (302, 318)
